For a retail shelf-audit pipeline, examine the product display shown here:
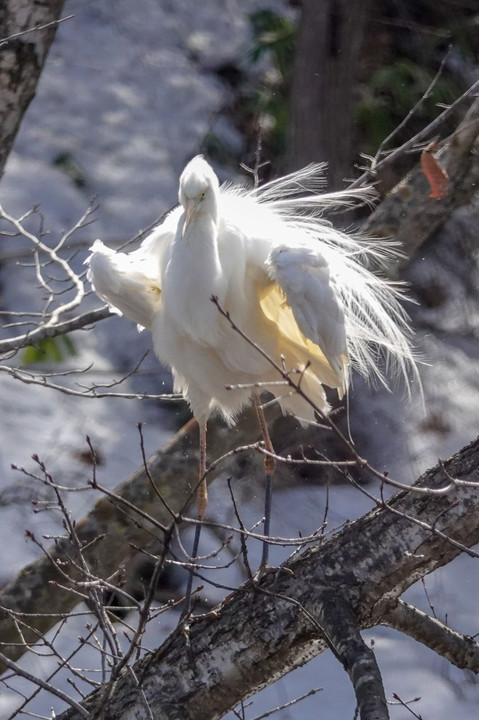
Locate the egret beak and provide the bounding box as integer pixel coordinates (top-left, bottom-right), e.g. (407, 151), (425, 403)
(182, 199), (199, 236)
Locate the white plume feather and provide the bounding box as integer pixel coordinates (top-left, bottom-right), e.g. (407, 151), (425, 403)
(243, 163), (419, 393)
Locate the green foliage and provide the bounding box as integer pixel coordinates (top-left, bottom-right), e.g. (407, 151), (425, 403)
(356, 59), (461, 152)
(249, 9), (296, 80)
(53, 152), (86, 188)
(200, 10), (296, 166)
(22, 335), (77, 365)
(238, 10), (296, 161)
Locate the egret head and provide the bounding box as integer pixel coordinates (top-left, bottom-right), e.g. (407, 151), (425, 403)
(179, 156), (220, 235)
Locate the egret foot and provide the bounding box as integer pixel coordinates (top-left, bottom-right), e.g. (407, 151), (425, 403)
(254, 394), (276, 572)
(181, 422), (208, 619)
(181, 521), (202, 619)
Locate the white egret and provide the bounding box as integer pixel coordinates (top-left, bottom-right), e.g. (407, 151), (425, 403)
(87, 155), (418, 609)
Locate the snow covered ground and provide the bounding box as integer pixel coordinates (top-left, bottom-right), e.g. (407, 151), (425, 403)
(1, 1), (479, 718)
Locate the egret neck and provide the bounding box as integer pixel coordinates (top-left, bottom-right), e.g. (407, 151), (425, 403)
(162, 187), (226, 346)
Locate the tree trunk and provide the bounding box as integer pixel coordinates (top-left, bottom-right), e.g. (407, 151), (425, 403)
(287, 0), (371, 188)
(0, 0), (65, 177)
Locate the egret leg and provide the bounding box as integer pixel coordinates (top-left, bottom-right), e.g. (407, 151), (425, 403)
(253, 393), (276, 569)
(182, 421), (207, 617)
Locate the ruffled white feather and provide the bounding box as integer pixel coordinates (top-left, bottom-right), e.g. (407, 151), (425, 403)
(87, 156), (419, 423)
(243, 163), (419, 393)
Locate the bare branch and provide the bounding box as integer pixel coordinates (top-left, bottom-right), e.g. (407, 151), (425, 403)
(0, 14), (74, 48)
(0, 651), (89, 718)
(211, 296), (460, 499)
(0, 409), (267, 671)
(314, 591), (388, 720)
(54, 436), (479, 720)
(381, 599), (479, 672)
(364, 93), (479, 262)
(0, 361), (181, 401)
(351, 76), (479, 189)
(0, 202), (90, 326)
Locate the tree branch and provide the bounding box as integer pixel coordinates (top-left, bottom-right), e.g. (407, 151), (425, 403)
(364, 95), (479, 264)
(312, 590), (388, 720)
(55, 436), (479, 720)
(380, 598), (479, 672)
(0, 406), (282, 673)
(0, 307), (113, 355)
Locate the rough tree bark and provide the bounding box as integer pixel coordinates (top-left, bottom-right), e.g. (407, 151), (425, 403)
(287, 0), (371, 188)
(55, 436), (479, 720)
(0, 0), (66, 177)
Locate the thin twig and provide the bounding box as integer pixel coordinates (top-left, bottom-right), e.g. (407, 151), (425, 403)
(0, 14), (74, 47)
(350, 76), (479, 188)
(0, 652), (88, 717)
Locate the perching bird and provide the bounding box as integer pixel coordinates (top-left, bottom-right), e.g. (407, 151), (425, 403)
(87, 155), (418, 606)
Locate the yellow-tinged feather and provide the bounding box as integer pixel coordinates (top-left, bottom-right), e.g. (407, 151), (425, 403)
(259, 284), (347, 397)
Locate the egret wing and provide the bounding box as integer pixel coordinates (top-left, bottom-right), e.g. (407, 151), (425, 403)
(87, 239), (163, 330)
(266, 243), (348, 394)
(87, 208), (180, 329)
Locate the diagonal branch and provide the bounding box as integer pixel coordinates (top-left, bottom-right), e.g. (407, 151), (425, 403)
(0, 307), (113, 355)
(55, 435), (479, 720)
(380, 598), (479, 671)
(364, 95), (479, 264)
